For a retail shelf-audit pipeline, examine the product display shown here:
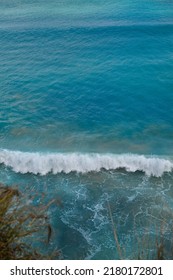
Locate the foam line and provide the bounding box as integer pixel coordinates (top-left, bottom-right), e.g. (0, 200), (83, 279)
(0, 149), (172, 177)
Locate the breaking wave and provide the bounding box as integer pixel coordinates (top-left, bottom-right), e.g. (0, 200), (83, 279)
(0, 149), (172, 177)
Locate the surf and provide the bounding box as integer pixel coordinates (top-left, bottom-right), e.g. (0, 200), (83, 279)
(0, 149), (172, 177)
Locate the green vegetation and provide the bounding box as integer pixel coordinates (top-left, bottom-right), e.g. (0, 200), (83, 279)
(1, 182), (173, 260)
(0, 183), (58, 260)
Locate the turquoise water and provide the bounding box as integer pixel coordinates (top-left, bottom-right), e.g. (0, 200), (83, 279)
(0, 0), (173, 259)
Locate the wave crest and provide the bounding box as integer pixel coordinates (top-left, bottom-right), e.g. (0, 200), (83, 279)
(0, 149), (172, 177)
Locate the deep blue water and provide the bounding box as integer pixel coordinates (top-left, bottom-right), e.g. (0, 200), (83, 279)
(0, 0), (173, 259)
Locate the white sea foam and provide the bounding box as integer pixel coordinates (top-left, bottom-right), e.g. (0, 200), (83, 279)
(0, 149), (172, 177)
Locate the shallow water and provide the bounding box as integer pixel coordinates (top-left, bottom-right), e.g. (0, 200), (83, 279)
(0, 0), (173, 259)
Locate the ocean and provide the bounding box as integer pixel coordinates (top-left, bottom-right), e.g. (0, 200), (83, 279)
(0, 0), (173, 259)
